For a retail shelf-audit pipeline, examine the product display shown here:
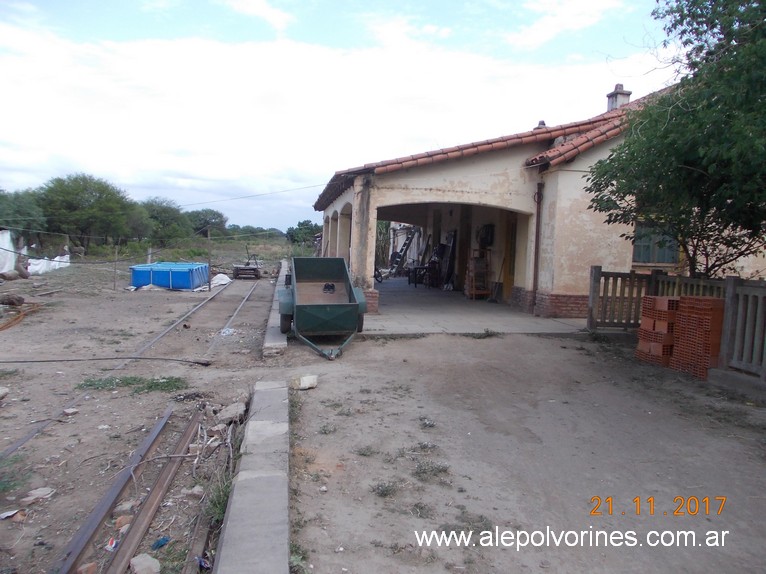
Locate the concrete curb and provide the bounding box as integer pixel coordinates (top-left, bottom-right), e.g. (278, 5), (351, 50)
(263, 259), (289, 356)
(212, 380), (289, 574)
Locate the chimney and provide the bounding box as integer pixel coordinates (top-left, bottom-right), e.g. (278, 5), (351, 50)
(606, 84), (632, 111)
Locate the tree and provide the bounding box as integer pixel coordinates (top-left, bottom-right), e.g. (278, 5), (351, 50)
(37, 174), (133, 249)
(186, 209), (228, 237)
(0, 189), (47, 245)
(141, 198), (193, 247)
(286, 220), (321, 245)
(586, 0), (766, 277)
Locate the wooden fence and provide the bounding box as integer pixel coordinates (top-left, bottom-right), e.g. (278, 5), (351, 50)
(589, 267), (766, 379)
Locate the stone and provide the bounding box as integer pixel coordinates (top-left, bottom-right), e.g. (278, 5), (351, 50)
(0, 387), (9, 401)
(181, 485), (205, 499)
(290, 375), (318, 390)
(115, 515), (133, 529)
(21, 487), (55, 505)
(63, 408), (79, 416)
(130, 553), (161, 574)
(114, 499), (141, 514)
(208, 423), (228, 437)
(216, 401), (245, 424)
(76, 563), (98, 574)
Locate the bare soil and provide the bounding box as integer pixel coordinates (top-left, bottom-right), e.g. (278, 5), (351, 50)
(286, 337), (766, 573)
(1, 255), (765, 574)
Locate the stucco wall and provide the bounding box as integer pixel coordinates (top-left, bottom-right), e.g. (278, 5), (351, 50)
(538, 144), (633, 296)
(369, 150), (539, 215)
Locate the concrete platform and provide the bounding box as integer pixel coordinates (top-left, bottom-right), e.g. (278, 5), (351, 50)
(213, 380), (289, 574)
(366, 276), (586, 335)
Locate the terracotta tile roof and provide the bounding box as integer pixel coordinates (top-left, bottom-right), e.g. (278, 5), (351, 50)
(314, 89), (666, 212)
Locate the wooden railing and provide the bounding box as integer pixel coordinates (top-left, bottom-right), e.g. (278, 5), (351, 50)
(654, 275), (725, 298)
(587, 267), (651, 330)
(589, 267), (766, 379)
(721, 277), (766, 380)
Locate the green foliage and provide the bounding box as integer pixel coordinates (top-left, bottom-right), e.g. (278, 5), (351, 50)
(0, 189), (46, 243)
(141, 197), (193, 247)
(586, 0), (766, 277)
(0, 455), (27, 495)
(77, 375), (188, 394)
(37, 173), (134, 248)
(285, 219), (321, 245)
(187, 208), (229, 237)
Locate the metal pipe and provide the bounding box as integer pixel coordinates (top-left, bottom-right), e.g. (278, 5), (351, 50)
(532, 182), (544, 312)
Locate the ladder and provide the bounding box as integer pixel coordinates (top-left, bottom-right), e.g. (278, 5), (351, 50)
(390, 227), (417, 275)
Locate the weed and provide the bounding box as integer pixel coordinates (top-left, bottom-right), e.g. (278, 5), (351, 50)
(158, 540), (187, 573)
(289, 391), (302, 423)
(439, 508), (493, 535)
(370, 480), (398, 498)
(413, 460), (450, 481)
(76, 376), (187, 395)
(588, 330), (611, 344)
(410, 502), (434, 519)
(335, 407), (354, 417)
(354, 445), (378, 457)
(466, 328), (501, 339)
(318, 423), (337, 435)
(0, 455), (26, 495)
(416, 441), (438, 451)
(289, 542), (309, 574)
(204, 467), (233, 527)
(0, 369), (18, 380)
(419, 416), (436, 429)
(359, 388), (372, 394)
(320, 400), (343, 409)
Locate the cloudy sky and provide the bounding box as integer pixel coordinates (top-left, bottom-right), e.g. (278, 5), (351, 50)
(0, 0), (679, 232)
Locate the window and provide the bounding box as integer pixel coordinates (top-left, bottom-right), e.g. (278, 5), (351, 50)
(633, 225), (679, 264)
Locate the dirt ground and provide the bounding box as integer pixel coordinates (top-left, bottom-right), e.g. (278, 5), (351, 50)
(285, 336), (766, 573)
(1, 256), (765, 574)
(0, 253), (278, 573)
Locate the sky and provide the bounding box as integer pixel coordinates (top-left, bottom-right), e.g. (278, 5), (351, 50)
(0, 0), (680, 233)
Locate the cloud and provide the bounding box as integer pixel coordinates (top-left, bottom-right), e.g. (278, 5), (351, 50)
(217, 0), (294, 31)
(504, 0), (624, 50)
(0, 12), (673, 229)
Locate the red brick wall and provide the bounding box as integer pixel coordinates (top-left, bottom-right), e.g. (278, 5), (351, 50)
(363, 288), (379, 314)
(534, 292), (589, 318)
(510, 287), (588, 318)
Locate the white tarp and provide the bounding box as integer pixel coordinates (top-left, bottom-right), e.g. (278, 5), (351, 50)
(0, 230), (14, 273)
(27, 252), (70, 275)
(0, 229), (70, 275)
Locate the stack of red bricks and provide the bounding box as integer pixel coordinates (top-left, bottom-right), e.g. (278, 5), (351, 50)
(635, 296), (680, 366)
(669, 297), (724, 380)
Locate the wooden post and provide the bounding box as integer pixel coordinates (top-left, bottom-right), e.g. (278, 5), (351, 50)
(113, 245), (118, 291)
(207, 227), (212, 292)
(587, 265), (602, 331)
(719, 275), (741, 370)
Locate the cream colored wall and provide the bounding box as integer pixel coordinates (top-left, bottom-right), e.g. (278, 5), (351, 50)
(370, 150), (539, 215)
(539, 144), (633, 295)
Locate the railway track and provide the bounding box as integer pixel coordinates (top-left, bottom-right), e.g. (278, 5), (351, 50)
(0, 276), (274, 573)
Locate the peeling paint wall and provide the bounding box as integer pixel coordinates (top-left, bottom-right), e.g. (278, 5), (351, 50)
(541, 144), (633, 295)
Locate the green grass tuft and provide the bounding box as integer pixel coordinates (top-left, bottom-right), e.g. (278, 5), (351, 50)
(77, 375), (188, 394)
